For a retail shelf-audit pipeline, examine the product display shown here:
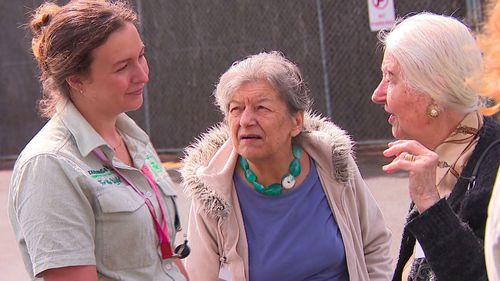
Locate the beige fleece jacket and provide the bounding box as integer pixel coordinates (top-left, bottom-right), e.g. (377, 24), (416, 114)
(181, 114), (392, 281)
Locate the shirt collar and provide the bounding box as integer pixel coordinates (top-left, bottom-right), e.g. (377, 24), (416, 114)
(56, 100), (150, 157)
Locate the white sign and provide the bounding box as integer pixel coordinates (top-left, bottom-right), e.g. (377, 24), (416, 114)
(367, 0), (396, 32)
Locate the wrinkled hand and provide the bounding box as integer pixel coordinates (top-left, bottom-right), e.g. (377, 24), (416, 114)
(382, 140), (441, 213)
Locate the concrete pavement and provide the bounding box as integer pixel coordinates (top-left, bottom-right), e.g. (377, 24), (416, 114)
(0, 153), (409, 280)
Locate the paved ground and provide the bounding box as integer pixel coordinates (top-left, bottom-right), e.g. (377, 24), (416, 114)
(0, 153), (409, 280)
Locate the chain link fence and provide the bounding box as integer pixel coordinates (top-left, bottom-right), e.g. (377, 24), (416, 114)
(1, 0), (485, 160)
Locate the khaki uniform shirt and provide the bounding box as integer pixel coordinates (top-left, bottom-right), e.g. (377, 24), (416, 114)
(8, 101), (185, 280)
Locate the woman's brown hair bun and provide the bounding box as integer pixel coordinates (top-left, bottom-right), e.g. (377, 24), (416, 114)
(30, 2), (61, 34)
(30, 2), (61, 62)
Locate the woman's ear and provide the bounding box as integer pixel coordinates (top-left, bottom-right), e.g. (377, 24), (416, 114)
(291, 111), (305, 137)
(66, 74), (84, 94)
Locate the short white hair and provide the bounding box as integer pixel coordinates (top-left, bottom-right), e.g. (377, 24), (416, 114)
(379, 13), (483, 112)
(214, 51), (311, 117)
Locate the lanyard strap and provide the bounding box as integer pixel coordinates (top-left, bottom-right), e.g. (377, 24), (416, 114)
(92, 148), (173, 258)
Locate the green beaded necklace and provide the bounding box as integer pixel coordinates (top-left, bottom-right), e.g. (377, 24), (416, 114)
(239, 144), (302, 196)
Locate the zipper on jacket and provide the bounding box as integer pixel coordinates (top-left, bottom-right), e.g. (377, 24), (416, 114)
(217, 218), (228, 266)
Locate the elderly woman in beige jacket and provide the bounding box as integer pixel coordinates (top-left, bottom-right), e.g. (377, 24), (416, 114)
(181, 51), (392, 281)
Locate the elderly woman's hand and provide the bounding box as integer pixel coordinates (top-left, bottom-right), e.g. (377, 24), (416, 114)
(382, 140), (441, 213)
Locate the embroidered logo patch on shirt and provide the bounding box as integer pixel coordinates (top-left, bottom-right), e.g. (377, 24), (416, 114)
(88, 167), (122, 185)
(145, 155), (164, 176)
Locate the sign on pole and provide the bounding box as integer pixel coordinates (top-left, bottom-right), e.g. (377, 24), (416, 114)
(367, 0), (396, 32)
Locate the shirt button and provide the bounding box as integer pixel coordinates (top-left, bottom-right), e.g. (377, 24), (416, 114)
(165, 263), (172, 270)
(145, 191), (152, 197)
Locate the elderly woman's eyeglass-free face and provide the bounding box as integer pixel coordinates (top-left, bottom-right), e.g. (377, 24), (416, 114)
(371, 54), (434, 142)
(227, 80), (303, 165)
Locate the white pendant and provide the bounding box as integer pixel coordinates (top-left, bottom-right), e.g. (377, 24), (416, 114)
(282, 174), (296, 189)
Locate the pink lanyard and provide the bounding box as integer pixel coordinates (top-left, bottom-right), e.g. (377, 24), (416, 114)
(92, 148), (173, 259)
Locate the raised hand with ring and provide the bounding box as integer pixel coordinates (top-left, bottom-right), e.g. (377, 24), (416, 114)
(401, 152), (416, 162)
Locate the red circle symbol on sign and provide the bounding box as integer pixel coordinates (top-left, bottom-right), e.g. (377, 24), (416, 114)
(372, 0), (389, 9)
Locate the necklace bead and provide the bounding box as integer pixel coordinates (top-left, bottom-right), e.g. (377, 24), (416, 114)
(245, 169), (257, 182)
(239, 144), (302, 196)
(290, 159), (301, 176)
(282, 174), (296, 189)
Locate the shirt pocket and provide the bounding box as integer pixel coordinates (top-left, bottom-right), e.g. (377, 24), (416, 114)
(154, 176), (181, 236)
(96, 188), (156, 270)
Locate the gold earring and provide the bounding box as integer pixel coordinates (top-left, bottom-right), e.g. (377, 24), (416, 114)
(426, 104), (440, 118)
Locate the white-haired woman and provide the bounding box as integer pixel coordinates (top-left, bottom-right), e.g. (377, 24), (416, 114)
(371, 13), (500, 281)
(181, 51), (392, 280)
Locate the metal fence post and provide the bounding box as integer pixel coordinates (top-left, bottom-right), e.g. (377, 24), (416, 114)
(315, 0), (332, 118)
(136, 0), (151, 135)
(465, 0), (483, 32)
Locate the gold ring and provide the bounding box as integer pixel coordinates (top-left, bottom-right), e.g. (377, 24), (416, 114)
(402, 152), (416, 162)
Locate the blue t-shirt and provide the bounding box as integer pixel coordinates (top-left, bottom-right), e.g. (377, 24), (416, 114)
(234, 159), (349, 281)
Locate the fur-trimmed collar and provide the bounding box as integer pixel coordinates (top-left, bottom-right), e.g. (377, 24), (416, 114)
(180, 112), (353, 218)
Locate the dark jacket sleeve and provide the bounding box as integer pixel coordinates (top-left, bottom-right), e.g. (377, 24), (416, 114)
(402, 117), (500, 281)
(406, 199), (488, 281)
